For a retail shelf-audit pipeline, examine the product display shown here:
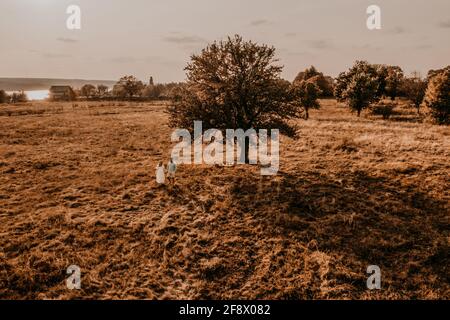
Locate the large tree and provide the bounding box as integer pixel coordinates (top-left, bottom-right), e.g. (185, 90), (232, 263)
(167, 35), (303, 150)
(335, 61), (380, 117)
(115, 76), (144, 99)
(424, 66), (450, 124)
(81, 84), (97, 99)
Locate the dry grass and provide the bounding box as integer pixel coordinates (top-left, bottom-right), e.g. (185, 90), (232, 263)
(0, 100), (448, 299)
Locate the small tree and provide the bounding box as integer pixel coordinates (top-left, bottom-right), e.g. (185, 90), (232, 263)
(401, 74), (427, 114)
(292, 78), (321, 120)
(375, 65), (403, 100)
(116, 76), (144, 99)
(97, 85), (109, 97)
(81, 84), (97, 99)
(143, 84), (164, 100)
(10, 91), (28, 103)
(384, 66), (404, 101)
(167, 35), (302, 161)
(294, 66), (333, 97)
(335, 61), (380, 117)
(423, 67), (450, 124)
(0, 90), (8, 104)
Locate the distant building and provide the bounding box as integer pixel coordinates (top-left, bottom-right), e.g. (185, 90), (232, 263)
(49, 86), (75, 101)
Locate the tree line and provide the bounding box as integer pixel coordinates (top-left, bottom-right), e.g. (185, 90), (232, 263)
(1, 35), (448, 125)
(167, 35), (449, 127)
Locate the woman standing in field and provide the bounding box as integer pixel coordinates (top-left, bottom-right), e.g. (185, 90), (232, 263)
(156, 161), (165, 185)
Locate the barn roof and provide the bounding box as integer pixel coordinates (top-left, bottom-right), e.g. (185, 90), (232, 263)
(50, 86), (73, 92)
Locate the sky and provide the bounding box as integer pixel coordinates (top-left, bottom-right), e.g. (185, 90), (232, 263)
(0, 0), (449, 83)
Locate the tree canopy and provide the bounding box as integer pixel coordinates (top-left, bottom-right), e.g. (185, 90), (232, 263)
(335, 61), (380, 117)
(424, 66), (450, 124)
(167, 35), (303, 137)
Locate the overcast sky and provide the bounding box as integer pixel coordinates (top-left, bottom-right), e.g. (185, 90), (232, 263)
(0, 0), (449, 82)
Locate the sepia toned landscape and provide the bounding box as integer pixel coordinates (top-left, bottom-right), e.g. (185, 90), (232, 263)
(1, 0), (449, 303)
(1, 99), (448, 299)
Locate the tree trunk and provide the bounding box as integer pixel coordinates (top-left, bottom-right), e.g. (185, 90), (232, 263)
(357, 109), (361, 117)
(305, 109), (309, 120)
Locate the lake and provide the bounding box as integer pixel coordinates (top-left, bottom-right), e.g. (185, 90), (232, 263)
(7, 90), (49, 101)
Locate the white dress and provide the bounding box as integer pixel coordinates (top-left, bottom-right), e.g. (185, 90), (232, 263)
(156, 165), (165, 184)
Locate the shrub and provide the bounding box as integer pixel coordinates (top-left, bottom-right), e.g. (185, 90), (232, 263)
(10, 91), (28, 103)
(370, 102), (397, 119)
(0, 90), (8, 104)
(423, 67), (450, 124)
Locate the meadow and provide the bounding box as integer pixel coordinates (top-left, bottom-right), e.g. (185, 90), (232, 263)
(0, 100), (448, 299)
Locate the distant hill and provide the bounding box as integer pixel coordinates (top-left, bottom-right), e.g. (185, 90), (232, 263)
(0, 78), (116, 91)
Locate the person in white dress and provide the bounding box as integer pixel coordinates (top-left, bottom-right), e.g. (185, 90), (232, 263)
(155, 161), (165, 185)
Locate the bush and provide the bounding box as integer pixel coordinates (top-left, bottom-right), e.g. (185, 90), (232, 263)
(370, 102), (397, 119)
(423, 67), (450, 124)
(0, 90), (8, 104)
(10, 91), (28, 103)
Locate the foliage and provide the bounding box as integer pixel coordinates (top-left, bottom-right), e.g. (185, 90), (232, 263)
(81, 84), (97, 98)
(294, 66), (334, 97)
(370, 102), (397, 119)
(0, 90), (8, 104)
(423, 66), (450, 124)
(375, 65), (404, 100)
(400, 74), (427, 114)
(167, 35), (303, 138)
(335, 61), (380, 116)
(114, 76), (144, 99)
(292, 79), (321, 120)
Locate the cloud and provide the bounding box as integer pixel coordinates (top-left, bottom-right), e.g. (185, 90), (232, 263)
(437, 20), (450, 28)
(307, 39), (333, 50)
(249, 19), (271, 27)
(162, 33), (208, 45)
(42, 53), (72, 59)
(56, 37), (78, 43)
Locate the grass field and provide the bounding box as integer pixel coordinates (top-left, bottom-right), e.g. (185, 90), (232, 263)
(0, 100), (449, 299)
